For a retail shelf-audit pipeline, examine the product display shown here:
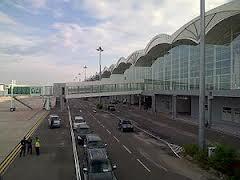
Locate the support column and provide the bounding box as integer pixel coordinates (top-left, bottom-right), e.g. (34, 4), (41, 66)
(44, 96), (51, 111)
(207, 92), (213, 128)
(152, 94), (156, 113)
(138, 95), (141, 110)
(172, 95), (177, 120)
(60, 95), (64, 112)
(129, 95), (131, 105)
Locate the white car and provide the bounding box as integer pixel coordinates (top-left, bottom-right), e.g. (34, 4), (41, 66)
(73, 116), (86, 129)
(48, 114), (61, 128)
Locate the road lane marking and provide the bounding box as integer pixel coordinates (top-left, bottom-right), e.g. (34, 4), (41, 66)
(113, 136), (120, 143)
(137, 159), (151, 173)
(68, 105), (81, 180)
(0, 111), (48, 175)
(122, 145), (132, 154)
(106, 111), (182, 158)
(106, 129), (111, 134)
(140, 151), (168, 172)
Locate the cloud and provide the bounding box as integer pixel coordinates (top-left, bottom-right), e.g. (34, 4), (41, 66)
(27, 0), (47, 8)
(0, 0), (230, 84)
(0, 12), (17, 25)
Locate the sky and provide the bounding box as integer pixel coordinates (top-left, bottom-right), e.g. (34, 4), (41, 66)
(0, 0), (230, 85)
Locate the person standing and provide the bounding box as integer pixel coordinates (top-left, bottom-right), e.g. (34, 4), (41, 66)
(19, 137), (27, 157)
(35, 137), (40, 156)
(27, 137), (33, 154)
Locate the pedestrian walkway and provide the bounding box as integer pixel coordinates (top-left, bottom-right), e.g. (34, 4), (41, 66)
(0, 97), (46, 163)
(2, 108), (75, 180)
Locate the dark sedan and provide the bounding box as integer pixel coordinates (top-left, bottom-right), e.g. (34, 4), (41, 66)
(118, 119), (134, 132)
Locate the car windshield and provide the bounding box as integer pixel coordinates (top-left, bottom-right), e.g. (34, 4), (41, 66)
(76, 128), (90, 134)
(88, 141), (104, 148)
(51, 117), (59, 121)
(90, 160), (112, 173)
(122, 120), (131, 125)
(75, 119), (85, 123)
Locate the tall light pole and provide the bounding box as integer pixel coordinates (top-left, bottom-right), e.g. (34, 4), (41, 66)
(199, 0), (206, 149)
(78, 73), (81, 82)
(96, 46), (104, 81)
(83, 65), (87, 81)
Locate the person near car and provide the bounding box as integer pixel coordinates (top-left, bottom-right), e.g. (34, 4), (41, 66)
(19, 137), (27, 157)
(27, 137), (33, 154)
(35, 137), (41, 156)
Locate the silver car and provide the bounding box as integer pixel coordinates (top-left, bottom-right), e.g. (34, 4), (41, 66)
(48, 114), (61, 128)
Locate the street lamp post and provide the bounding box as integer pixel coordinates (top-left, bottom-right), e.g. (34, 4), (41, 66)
(78, 73), (81, 82)
(199, 0), (206, 149)
(96, 46), (104, 81)
(83, 65), (87, 81)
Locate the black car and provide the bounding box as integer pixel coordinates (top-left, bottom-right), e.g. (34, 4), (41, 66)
(74, 124), (92, 145)
(107, 105), (116, 111)
(83, 148), (117, 180)
(118, 119), (134, 132)
(84, 134), (107, 149)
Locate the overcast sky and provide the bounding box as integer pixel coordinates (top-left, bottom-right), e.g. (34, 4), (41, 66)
(0, 0), (229, 85)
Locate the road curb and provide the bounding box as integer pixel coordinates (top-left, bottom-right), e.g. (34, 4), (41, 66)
(0, 111), (49, 175)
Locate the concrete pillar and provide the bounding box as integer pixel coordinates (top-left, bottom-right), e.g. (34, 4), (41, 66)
(207, 93), (213, 127)
(44, 96), (51, 111)
(128, 95), (131, 105)
(138, 95), (141, 110)
(172, 95), (177, 120)
(60, 95), (64, 112)
(152, 94), (156, 113)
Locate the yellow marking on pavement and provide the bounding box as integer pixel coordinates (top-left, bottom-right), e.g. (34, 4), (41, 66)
(0, 111), (49, 175)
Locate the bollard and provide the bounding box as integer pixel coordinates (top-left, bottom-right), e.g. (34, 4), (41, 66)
(208, 146), (216, 157)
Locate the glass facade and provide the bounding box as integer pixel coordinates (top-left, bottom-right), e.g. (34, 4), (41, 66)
(150, 33), (240, 91)
(68, 33), (240, 95)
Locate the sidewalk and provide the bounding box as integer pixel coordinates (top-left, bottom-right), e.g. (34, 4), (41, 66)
(2, 107), (75, 180)
(0, 97), (46, 163)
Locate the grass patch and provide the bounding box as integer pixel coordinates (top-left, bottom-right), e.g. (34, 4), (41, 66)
(183, 144), (240, 179)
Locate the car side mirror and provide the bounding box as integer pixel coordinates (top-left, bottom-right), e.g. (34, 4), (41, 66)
(112, 164), (117, 170)
(104, 143), (107, 147)
(83, 167), (88, 172)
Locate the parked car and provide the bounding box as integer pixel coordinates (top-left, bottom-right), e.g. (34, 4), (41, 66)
(118, 119), (134, 132)
(48, 114), (61, 128)
(74, 124), (92, 145)
(84, 134), (107, 149)
(83, 148), (117, 180)
(107, 105), (116, 111)
(73, 116), (86, 130)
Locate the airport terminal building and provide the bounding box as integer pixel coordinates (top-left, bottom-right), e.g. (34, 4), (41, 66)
(64, 1), (240, 126)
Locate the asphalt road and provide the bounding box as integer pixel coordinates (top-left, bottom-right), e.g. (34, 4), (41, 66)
(2, 107), (75, 180)
(81, 98), (240, 149)
(69, 99), (192, 180)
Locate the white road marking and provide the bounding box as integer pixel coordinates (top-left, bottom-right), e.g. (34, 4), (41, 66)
(137, 159), (151, 173)
(122, 145), (132, 154)
(106, 111), (182, 159)
(140, 151), (168, 172)
(106, 129), (111, 134)
(113, 136), (120, 143)
(68, 105), (81, 180)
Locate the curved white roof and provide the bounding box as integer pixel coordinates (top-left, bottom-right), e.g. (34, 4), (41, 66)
(133, 0), (240, 66)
